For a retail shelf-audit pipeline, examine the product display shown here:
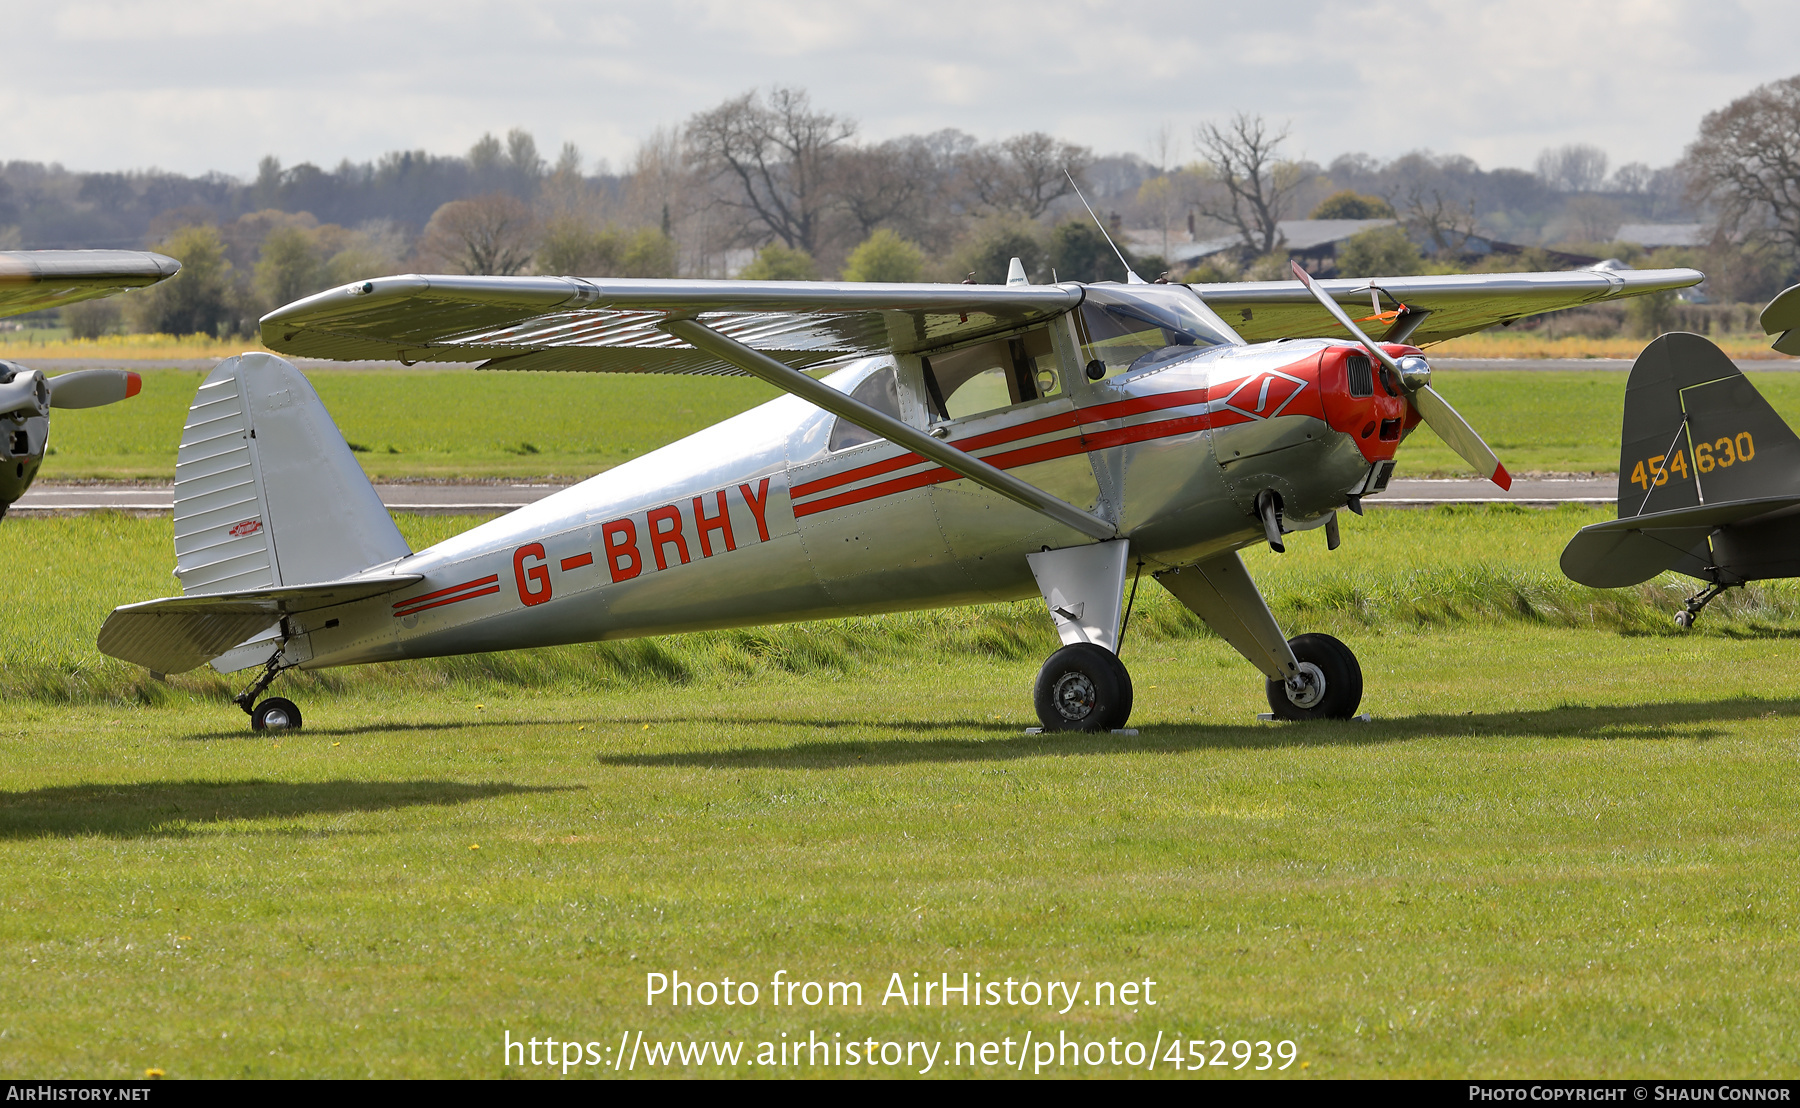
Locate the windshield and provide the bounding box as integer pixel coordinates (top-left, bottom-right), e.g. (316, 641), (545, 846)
(1075, 284), (1244, 379)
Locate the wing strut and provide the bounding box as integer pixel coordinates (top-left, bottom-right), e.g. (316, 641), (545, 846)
(659, 318), (1117, 541)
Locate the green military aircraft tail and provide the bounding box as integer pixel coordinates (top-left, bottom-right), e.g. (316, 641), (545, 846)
(1562, 331), (1800, 626)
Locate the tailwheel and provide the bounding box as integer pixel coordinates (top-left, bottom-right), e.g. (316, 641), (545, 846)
(250, 697), (303, 732)
(1034, 643), (1133, 732)
(1265, 633), (1362, 721)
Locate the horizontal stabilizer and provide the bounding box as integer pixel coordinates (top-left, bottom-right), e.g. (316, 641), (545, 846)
(1561, 495), (1800, 587)
(98, 575), (420, 673)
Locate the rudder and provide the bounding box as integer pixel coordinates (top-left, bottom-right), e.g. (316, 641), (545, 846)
(173, 352), (409, 593)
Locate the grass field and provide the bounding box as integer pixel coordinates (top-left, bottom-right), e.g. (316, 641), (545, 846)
(34, 365), (1800, 483)
(5, 508), (1800, 1077)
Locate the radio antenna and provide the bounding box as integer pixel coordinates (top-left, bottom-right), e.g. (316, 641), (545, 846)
(1066, 170), (1144, 284)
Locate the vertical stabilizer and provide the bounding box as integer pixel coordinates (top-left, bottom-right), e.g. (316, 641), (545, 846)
(173, 353), (409, 593)
(1618, 333), (1800, 518)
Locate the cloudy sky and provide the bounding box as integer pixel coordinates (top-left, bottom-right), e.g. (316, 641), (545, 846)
(1, 0), (1794, 179)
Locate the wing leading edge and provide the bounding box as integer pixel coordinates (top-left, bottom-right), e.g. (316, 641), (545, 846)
(0, 249), (181, 318)
(261, 275), (1084, 374)
(261, 267), (1706, 373)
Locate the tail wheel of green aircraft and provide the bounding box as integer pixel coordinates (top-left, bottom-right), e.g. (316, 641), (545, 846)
(1265, 634), (1362, 721)
(1034, 643), (1133, 732)
(250, 697), (303, 732)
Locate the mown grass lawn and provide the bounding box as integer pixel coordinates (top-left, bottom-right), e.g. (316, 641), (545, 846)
(3, 509), (1799, 1078)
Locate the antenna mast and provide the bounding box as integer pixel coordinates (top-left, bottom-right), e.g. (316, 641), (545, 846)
(1066, 170), (1144, 284)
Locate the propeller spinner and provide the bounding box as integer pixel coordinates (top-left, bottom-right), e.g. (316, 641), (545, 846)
(1290, 261), (1511, 490)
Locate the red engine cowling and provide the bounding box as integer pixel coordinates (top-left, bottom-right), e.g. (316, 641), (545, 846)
(1316, 345), (1421, 463)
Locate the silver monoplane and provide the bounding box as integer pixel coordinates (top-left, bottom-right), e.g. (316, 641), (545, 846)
(99, 260), (1700, 731)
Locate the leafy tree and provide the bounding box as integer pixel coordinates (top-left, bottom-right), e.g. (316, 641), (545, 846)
(1049, 218), (1135, 283)
(254, 225), (325, 309)
(841, 229), (924, 282)
(738, 244), (816, 280)
(129, 225), (236, 336)
(1310, 190), (1395, 219)
(537, 220), (676, 278)
(414, 193), (536, 275)
(950, 217), (1046, 284)
(1336, 225), (1422, 277)
(63, 299), (121, 339)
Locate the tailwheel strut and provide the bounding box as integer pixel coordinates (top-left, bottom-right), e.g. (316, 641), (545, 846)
(1675, 580), (1736, 629)
(233, 653), (302, 730)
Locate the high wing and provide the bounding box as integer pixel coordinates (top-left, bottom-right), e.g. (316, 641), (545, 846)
(1197, 268), (1703, 345)
(261, 267), (1704, 371)
(261, 276), (1083, 374)
(0, 249), (181, 318)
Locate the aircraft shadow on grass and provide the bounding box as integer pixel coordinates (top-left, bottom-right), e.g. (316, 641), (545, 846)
(0, 779), (578, 839)
(591, 696), (1800, 771)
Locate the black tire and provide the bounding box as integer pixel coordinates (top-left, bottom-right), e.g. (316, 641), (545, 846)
(1264, 633), (1362, 721)
(250, 697), (303, 731)
(1034, 643), (1133, 732)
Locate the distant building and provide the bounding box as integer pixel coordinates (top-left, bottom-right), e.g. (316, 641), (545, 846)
(1615, 223), (1709, 249)
(1125, 219), (1397, 275)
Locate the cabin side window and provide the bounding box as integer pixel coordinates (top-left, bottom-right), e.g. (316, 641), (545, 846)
(828, 366), (902, 451)
(921, 329), (1064, 422)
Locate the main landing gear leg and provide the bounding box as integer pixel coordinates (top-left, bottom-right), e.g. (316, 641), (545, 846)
(1156, 550), (1363, 721)
(234, 653), (303, 732)
(1675, 580), (1736, 629)
(1027, 540), (1134, 732)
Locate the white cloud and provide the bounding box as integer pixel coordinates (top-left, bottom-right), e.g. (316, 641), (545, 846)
(1, 0), (1794, 177)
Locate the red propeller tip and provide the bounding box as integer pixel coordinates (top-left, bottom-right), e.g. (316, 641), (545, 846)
(124, 372), (142, 398)
(1492, 463), (1512, 491)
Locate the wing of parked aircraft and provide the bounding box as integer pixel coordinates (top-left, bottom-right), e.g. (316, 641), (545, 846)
(1198, 268), (1702, 345)
(0, 249), (182, 317)
(259, 267), (1705, 372)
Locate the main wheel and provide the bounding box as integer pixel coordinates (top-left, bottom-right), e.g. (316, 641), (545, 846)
(1034, 643), (1133, 732)
(250, 697), (303, 731)
(1264, 633), (1362, 721)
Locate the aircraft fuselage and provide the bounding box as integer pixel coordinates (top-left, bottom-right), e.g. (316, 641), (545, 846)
(273, 336), (1416, 672)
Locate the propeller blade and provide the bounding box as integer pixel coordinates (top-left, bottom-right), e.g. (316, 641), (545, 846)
(1289, 261), (1510, 489)
(1289, 260), (1402, 374)
(47, 369), (140, 409)
(1412, 384), (1511, 490)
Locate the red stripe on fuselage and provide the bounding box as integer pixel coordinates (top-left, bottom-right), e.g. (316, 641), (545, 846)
(392, 573), (502, 617)
(392, 584), (503, 617)
(787, 386), (1217, 500)
(791, 405), (1258, 519)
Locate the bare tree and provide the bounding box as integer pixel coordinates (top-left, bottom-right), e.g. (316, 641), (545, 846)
(962, 132), (1093, 220)
(836, 137), (934, 239)
(1193, 114), (1306, 254)
(1535, 144), (1610, 192)
(1683, 75), (1800, 261)
(1403, 187), (1480, 256)
(413, 193), (536, 275)
(685, 87), (856, 256)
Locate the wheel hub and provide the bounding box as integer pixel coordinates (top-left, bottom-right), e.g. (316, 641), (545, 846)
(263, 707), (293, 729)
(1283, 662), (1327, 710)
(1052, 671), (1097, 721)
